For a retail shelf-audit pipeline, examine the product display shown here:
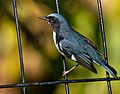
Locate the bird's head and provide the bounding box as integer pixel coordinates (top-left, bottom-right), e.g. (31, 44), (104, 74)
(39, 13), (69, 32)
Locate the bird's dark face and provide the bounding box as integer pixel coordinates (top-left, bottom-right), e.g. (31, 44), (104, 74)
(40, 15), (61, 32)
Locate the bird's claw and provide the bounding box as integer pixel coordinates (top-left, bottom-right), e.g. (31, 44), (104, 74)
(62, 71), (69, 76)
(62, 64), (79, 76)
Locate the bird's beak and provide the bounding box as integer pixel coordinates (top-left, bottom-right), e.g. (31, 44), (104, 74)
(39, 16), (49, 21)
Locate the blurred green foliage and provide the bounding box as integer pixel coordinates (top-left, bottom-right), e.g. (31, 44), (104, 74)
(0, 0), (120, 94)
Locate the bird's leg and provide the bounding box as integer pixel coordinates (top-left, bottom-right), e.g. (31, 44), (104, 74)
(63, 64), (79, 76)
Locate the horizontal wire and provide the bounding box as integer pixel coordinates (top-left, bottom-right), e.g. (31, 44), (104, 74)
(0, 77), (119, 89)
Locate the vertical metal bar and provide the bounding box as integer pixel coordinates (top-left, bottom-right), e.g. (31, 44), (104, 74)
(12, 0), (26, 94)
(56, 0), (60, 14)
(55, 0), (70, 93)
(97, 0), (112, 94)
(62, 56), (70, 94)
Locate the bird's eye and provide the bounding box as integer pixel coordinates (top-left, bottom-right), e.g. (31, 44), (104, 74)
(50, 18), (55, 22)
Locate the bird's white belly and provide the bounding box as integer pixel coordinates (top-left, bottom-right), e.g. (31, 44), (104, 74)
(53, 31), (77, 61)
(53, 31), (64, 55)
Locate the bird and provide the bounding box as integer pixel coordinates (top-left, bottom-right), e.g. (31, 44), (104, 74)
(39, 13), (117, 78)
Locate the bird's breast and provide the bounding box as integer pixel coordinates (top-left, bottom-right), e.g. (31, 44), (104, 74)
(53, 31), (64, 55)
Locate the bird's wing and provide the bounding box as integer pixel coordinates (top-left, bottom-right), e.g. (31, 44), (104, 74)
(81, 34), (104, 55)
(71, 30), (103, 55)
(60, 39), (97, 73)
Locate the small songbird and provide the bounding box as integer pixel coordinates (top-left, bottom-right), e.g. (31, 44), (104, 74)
(39, 13), (117, 78)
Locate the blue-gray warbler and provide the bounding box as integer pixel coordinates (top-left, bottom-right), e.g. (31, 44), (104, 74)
(40, 13), (117, 78)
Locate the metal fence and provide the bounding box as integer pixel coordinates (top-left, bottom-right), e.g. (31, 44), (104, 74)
(0, 0), (120, 94)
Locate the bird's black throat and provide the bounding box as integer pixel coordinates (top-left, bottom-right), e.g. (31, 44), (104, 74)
(50, 18), (61, 33)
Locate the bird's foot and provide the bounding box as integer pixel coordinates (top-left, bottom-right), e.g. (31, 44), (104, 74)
(62, 64), (79, 76)
(62, 71), (69, 76)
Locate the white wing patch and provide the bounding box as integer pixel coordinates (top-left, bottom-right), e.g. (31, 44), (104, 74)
(71, 55), (77, 61)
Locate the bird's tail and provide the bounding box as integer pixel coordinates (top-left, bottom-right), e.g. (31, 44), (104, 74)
(100, 62), (117, 79)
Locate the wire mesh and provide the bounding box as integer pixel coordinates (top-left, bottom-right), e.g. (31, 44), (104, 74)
(13, 0), (26, 94)
(0, 0), (119, 94)
(97, 0), (112, 94)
